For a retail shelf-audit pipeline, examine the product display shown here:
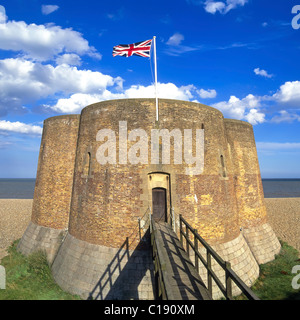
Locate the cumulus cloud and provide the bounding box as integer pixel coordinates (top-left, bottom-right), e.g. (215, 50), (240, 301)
(41, 5), (59, 15)
(48, 83), (198, 113)
(0, 120), (42, 135)
(0, 58), (121, 115)
(204, 0), (248, 14)
(254, 68), (274, 78)
(55, 53), (82, 66)
(197, 89), (217, 99)
(204, 1), (226, 14)
(272, 81), (300, 107)
(0, 10), (101, 61)
(212, 94), (265, 125)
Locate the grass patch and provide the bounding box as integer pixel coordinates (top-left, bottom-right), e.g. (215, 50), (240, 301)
(0, 240), (81, 300)
(237, 241), (300, 300)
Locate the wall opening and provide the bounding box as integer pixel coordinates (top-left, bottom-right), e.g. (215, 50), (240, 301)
(220, 155), (226, 178)
(84, 152), (92, 177)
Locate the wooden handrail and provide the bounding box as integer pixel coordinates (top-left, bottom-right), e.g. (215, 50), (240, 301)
(150, 216), (174, 300)
(179, 214), (259, 300)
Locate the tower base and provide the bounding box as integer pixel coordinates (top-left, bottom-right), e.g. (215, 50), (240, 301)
(17, 221), (67, 264)
(51, 233), (155, 300)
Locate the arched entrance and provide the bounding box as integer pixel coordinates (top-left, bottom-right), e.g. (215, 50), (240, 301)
(152, 188), (167, 222)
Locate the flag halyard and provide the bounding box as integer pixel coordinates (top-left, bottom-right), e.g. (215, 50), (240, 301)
(112, 39), (152, 58)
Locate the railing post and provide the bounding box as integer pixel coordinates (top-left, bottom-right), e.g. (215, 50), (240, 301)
(207, 251), (212, 296)
(225, 261), (233, 300)
(138, 218), (141, 241)
(149, 207), (152, 234)
(172, 207), (175, 232)
(194, 229), (199, 272)
(186, 226), (190, 257)
(179, 214), (183, 245)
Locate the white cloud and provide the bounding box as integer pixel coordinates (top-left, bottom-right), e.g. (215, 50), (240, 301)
(165, 33), (201, 56)
(0, 5), (7, 23)
(41, 5), (59, 15)
(0, 120), (42, 135)
(212, 94), (265, 125)
(166, 33), (184, 46)
(204, 1), (226, 14)
(55, 53), (82, 66)
(0, 58), (121, 114)
(204, 0), (248, 14)
(272, 81), (300, 107)
(226, 0), (248, 12)
(254, 68), (274, 78)
(244, 109), (265, 125)
(0, 9), (101, 61)
(48, 83), (198, 113)
(49, 93), (102, 114)
(197, 89), (217, 99)
(270, 110), (300, 123)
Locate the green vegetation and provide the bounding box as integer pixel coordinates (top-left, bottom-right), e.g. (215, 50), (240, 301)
(238, 241), (300, 300)
(0, 240), (81, 300)
(1, 239), (299, 300)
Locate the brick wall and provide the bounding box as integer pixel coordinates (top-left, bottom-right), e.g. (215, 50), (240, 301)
(31, 115), (80, 230)
(68, 99), (241, 249)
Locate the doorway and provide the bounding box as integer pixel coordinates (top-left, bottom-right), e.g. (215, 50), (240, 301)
(152, 188), (167, 223)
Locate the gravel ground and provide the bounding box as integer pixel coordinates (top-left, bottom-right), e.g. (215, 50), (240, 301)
(0, 198), (299, 262)
(265, 198), (300, 254)
(0, 199), (32, 261)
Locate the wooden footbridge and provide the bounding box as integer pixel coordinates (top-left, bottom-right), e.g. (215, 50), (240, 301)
(149, 214), (259, 300)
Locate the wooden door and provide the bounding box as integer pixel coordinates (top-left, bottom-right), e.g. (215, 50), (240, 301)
(152, 188), (167, 222)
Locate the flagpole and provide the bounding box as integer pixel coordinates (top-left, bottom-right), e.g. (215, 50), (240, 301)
(153, 36), (159, 122)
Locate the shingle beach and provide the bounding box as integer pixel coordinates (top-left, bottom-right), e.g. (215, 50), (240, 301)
(0, 198), (299, 261)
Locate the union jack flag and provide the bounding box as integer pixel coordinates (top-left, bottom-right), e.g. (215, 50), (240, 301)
(112, 39), (152, 58)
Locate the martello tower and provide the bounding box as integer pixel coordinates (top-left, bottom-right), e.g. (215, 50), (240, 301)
(18, 99), (280, 299)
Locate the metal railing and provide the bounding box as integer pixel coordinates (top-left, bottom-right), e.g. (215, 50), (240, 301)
(179, 214), (259, 300)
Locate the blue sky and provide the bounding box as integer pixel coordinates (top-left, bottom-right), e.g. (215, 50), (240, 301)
(0, 0), (300, 178)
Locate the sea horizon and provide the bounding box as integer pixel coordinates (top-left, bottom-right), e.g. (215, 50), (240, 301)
(1, 177), (300, 199)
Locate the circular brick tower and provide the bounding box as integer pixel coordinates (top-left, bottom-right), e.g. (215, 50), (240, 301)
(18, 99), (280, 299)
(225, 119), (280, 264)
(17, 115), (80, 263)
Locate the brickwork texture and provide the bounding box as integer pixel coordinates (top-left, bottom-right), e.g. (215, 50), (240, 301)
(18, 99), (281, 300)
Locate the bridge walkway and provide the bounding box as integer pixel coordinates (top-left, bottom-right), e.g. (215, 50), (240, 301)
(152, 220), (212, 300)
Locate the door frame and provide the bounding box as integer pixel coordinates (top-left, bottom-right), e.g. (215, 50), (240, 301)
(148, 172), (171, 223)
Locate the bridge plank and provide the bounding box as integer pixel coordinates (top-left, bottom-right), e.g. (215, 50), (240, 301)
(154, 222), (212, 300)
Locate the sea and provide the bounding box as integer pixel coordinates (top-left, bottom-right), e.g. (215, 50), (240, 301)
(0, 178), (300, 199)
